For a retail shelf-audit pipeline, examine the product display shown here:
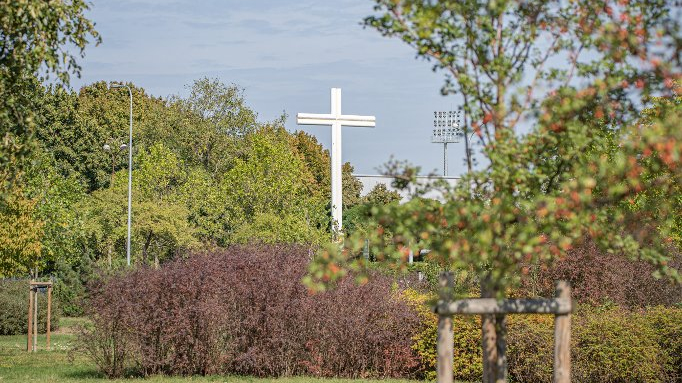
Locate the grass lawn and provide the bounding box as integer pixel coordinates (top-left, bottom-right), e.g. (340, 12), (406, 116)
(0, 318), (441, 383)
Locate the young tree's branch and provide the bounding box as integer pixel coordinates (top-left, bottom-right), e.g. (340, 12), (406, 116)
(508, 33), (561, 131)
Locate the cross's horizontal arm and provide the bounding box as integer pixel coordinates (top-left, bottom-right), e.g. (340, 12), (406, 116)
(297, 113), (376, 127)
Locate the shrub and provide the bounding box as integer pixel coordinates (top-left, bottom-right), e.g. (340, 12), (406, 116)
(406, 290), (681, 383)
(404, 289), (482, 381)
(77, 244), (420, 378)
(53, 256), (95, 317)
(645, 306), (682, 382)
(0, 279), (60, 335)
(573, 306), (667, 383)
(520, 239), (682, 308)
(507, 314), (554, 382)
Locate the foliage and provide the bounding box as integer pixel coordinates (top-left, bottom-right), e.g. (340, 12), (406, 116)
(291, 130), (365, 211)
(403, 289), (482, 381)
(404, 289), (681, 383)
(0, 187), (43, 277)
(52, 257), (92, 317)
(0, 0), (99, 195)
(519, 238), (682, 308)
(0, 279), (60, 335)
(363, 184), (402, 206)
(573, 306), (668, 383)
(325, 0), (682, 292)
(310, 6), (682, 380)
(506, 315), (554, 383)
(76, 244), (420, 379)
(221, 127), (328, 245)
(645, 306), (682, 381)
(0, 148), (86, 278)
(38, 82), (172, 192)
(343, 184), (402, 238)
(77, 144), (198, 267)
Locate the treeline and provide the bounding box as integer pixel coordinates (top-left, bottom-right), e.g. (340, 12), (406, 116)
(0, 77), (400, 281)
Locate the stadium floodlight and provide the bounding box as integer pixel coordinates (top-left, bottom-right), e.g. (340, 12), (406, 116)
(431, 110), (462, 176)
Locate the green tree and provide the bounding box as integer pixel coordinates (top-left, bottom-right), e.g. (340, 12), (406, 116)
(363, 183), (402, 205)
(169, 78), (262, 176)
(0, 149), (85, 277)
(1, 0), (99, 196)
(0, 186), (42, 277)
(134, 144), (196, 266)
(38, 82), (173, 191)
(309, 1), (682, 381)
(291, 131), (364, 209)
(343, 184), (402, 238)
(222, 127), (328, 245)
(78, 144), (197, 268)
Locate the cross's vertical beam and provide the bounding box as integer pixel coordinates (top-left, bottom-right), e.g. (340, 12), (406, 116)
(297, 88), (375, 239)
(330, 88), (343, 235)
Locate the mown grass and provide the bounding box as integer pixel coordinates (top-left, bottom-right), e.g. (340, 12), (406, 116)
(0, 318), (442, 383)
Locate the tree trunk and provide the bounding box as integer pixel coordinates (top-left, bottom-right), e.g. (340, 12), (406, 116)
(142, 232), (153, 264)
(107, 243), (112, 269)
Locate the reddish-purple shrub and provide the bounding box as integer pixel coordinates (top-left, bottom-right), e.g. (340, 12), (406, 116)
(77, 244), (420, 378)
(520, 239), (682, 308)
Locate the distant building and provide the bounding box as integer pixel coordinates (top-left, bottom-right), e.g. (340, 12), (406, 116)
(353, 174), (459, 203)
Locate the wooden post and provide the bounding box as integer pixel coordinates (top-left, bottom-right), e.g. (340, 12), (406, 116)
(481, 279), (497, 383)
(437, 272), (454, 383)
(494, 314), (507, 383)
(46, 285), (52, 350)
(553, 281), (571, 383)
(27, 285), (33, 352)
(33, 288), (38, 352)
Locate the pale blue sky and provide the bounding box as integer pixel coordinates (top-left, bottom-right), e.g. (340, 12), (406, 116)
(71, 0), (470, 176)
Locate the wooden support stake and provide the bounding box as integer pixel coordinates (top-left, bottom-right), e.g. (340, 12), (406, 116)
(46, 285), (52, 350)
(553, 281), (571, 383)
(27, 285), (33, 352)
(495, 314), (507, 383)
(437, 272), (454, 383)
(481, 281), (497, 383)
(33, 288), (38, 352)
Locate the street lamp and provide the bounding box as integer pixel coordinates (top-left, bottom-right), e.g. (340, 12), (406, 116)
(432, 111), (462, 176)
(110, 82), (133, 267)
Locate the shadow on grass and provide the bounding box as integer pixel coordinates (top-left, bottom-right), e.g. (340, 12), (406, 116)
(61, 367), (105, 379)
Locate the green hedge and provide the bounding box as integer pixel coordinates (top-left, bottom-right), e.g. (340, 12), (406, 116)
(405, 290), (681, 383)
(0, 279), (60, 335)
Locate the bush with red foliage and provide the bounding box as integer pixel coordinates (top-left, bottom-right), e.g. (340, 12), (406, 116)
(77, 244), (420, 378)
(520, 238), (682, 308)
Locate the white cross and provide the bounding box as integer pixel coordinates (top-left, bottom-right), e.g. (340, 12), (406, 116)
(297, 88), (375, 238)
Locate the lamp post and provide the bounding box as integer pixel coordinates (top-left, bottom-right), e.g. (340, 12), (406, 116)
(432, 111), (462, 176)
(110, 82), (133, 267)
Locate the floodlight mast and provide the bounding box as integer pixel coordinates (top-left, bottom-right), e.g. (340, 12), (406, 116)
(431, 110), (462, 176)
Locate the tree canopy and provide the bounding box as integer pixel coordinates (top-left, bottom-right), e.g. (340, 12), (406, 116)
(1, 0), (100, 196)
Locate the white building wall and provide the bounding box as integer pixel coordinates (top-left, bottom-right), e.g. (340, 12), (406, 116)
(353, 174), (459, 203)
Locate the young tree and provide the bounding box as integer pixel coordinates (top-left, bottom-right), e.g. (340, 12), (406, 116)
(309, 1), (682, 381)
